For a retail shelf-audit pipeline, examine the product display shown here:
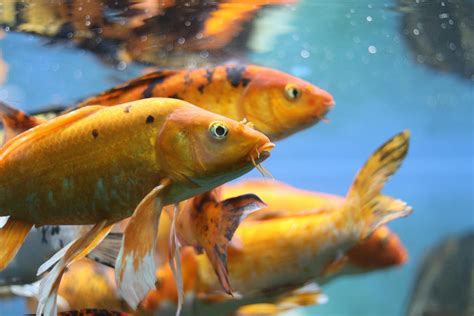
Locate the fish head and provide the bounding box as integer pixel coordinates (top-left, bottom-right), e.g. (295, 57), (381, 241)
(346, 226), (408, 270)
(157, 103), (274, 187)
(241, 67), (335, 140)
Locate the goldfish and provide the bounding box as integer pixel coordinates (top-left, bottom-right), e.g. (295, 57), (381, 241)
(193, 130), (411, 297)
(0, 97), (274, 316)
(0, 64), (333, 141)
(22, 131), (411, 316)
(67, 64), (333, 141)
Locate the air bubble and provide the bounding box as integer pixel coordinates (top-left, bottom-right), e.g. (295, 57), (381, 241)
(368, 46), (377, 54)
(300, 49), (310, 59)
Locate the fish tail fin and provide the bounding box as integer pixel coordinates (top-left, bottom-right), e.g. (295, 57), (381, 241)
(0, 101), (44, 143)
(343, 130), (412, 238)
(0, 218), (33, 271)
(190, 192), (266, 295)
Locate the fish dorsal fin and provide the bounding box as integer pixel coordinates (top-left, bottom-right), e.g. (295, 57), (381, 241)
(0, 105), (104, 161)
(77, 70), (179, 107)
(0, 101), (46, 144)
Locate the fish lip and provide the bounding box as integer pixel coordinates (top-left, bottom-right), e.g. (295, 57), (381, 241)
(253, 142), (275, 163)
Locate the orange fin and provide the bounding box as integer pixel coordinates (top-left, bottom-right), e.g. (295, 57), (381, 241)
(0, 105), (104, 160)
(37, 220), (114, 316)
(78, 70), (179, 107)
(56, 309), (132, 316)
(344, 130), (413, 237)
(190, 192), (266, 295)
(116, 179), (170, 309)
(0, 101), (45, 144)
(0, 218), (33, 271)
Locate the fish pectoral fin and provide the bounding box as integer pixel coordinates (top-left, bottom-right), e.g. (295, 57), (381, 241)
(0, 101), (45, 144)
(37, 220), (114, 316)
(87, 231), (123, 268)
(115, 179), (170, 310)
(202, 193), (266, 295)
(0, 218), (33, 271)
(9, 279), (41, 298)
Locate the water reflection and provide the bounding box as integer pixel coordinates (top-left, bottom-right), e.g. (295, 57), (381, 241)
(0, 0), (297, 67)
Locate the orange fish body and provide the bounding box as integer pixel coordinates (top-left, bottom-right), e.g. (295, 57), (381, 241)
(0, 98), (274, 315)
(221, 180), (408, 272)
(0, 99), (269, 225)
(193, 131), (412, 296)
(77, 64), (334, 141)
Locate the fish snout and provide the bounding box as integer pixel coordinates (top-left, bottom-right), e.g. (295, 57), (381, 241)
(312, 88), (335, 120)
(251, 141), (275, 163)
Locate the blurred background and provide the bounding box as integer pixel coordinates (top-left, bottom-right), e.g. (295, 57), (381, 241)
(0, 0), (472, 315)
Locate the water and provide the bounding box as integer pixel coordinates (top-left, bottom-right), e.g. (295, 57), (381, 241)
(0, 1), (473, 315)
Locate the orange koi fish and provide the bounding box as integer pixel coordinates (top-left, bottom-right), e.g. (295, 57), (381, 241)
(75, 64), (334, 141)
(0, 64), (333, 142)
(0, 97), (274, 316)
(193, 130), (411, 297)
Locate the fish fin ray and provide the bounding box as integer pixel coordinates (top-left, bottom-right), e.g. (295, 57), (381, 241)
(193, 192), (266, 294)
(115, 180), (170, 309)
(36, 221), (114, 316)
(0, 218), (33, 271)
(344, 130), (412, 237)
(87, 232), (123, 268)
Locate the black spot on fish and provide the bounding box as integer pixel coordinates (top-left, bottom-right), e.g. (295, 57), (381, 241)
(59, 239), (64, 248)
(146, 115), (154, 124)
(226, 65), (246, 88)
(194, 193), (213, 213)
(205, 69), (214, 83)
(92, 129), (99, 139)
(142, 73), (170, 98)
(124, 105), (132, 113)
(242, 78), (251, 87)
(198, 84), (205, 94)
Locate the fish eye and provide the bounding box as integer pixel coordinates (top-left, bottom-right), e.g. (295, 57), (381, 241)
(284, 83), (302, 101)
(209, 121), (229, 140)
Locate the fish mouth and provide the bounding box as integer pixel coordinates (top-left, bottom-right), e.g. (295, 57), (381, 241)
(254, 142), (275, 163)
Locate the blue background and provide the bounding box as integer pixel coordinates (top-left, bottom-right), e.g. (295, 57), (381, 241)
(0, 1), (472, 315)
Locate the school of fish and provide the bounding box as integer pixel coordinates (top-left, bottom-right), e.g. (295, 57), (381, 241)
(0, 59), (412, 316)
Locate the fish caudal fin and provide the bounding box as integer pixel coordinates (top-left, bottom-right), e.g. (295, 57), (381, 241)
(0, 218), (33, 271)
(344, 130), (412, 238)
(115, 180), (170, 310)
(0, 101), (45, 144)
(188, 192), (267, 295)
(37, 221), (114, 316)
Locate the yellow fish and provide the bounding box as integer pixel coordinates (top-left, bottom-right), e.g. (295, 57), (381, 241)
(0, 98), (274, 315)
